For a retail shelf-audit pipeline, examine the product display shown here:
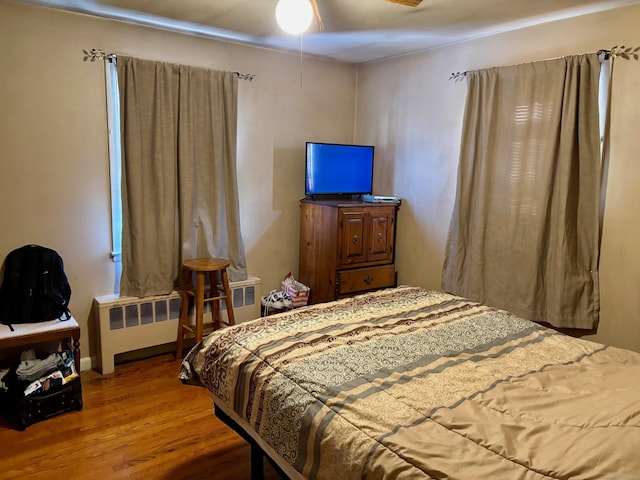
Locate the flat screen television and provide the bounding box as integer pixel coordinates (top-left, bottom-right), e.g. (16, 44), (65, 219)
(305, 142), (374, 196)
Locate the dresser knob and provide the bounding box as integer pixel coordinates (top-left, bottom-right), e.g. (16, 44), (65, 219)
(377, 233), (383, 241)
(364, 275), (373, 285)
(352, 235), (359, 245)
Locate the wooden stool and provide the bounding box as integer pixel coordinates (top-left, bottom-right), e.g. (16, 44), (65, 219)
(175, 258), (236, 358)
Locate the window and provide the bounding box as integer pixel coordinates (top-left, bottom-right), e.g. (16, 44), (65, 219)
(105, 57), (122, 264)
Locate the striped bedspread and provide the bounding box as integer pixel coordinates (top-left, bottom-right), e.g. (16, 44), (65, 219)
(181, 286), (640, 479)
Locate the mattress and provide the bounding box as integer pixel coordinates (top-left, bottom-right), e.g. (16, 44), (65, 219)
(180, 286), (640, 479)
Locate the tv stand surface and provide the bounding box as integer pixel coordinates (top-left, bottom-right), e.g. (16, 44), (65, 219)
(304, 194), (364, 202)
(301, 197), (400, 208)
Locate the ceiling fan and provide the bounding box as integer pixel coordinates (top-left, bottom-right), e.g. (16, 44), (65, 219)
(385, 0), (424, 5)
(280, 0), (424, 34)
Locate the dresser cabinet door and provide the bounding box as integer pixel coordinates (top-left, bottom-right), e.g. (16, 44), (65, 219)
(367, 208), (394, 263)
(338, 210), (368, 266)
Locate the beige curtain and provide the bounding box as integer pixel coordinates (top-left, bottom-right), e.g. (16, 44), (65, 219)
(442, 54), (601, 329)
(117, 56), (247, 297)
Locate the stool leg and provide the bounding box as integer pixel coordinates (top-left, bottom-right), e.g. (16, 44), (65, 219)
(195, 271), (205, 342)
(221, 268), (236, 326)
(212, 298), (220, 330)
(175, 269), (191, 358)
(210, 272), (220, 330)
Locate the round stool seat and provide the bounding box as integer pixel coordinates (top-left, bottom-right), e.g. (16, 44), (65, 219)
(175, 257), (235, 358)
(182, 257), (230, 272)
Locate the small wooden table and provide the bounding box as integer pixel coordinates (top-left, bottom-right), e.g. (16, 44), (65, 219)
(0, 317), (80, 372)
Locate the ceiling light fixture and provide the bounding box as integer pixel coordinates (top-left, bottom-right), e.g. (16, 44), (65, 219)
(275, 0), (314, 35)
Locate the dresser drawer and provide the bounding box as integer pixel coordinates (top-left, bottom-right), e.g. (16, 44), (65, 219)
(336, 264), (396, 296)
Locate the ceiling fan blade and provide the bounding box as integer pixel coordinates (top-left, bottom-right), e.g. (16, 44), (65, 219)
(309, 0), (325, 31)
(385, 0), (423, 6)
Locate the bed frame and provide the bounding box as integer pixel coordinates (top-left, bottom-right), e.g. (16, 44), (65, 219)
(214, 405), (291, 480)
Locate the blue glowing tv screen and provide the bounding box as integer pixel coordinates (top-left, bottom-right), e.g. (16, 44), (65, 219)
(305, 142), (374, 196)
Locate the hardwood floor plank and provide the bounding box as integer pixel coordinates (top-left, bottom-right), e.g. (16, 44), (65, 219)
(0, 353), (283, 479)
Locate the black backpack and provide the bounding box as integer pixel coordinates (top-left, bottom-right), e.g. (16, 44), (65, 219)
(0, 245), (72, 331)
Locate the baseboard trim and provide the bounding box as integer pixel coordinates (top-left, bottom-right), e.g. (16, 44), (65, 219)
(80, 355), (95, 372)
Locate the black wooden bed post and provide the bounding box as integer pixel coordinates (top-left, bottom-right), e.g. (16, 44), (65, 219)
(214, 405), (291, 479)
(250, 441), (265, 480)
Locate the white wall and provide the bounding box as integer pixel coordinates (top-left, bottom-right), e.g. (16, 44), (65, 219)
(0, 1), (357, 366)
(355, 4), (640, 351)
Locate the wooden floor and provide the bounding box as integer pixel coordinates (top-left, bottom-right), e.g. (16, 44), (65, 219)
(0, 353), (283, 480)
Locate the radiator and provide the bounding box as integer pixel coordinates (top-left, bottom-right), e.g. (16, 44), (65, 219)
(94, 276), (261, 374)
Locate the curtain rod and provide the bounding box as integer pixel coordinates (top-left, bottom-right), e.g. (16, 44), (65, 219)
(448, 45), (639, 81)
(82, 48), (256, 81)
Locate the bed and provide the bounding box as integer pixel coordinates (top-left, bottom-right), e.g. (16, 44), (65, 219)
(180, 286), (640, 479)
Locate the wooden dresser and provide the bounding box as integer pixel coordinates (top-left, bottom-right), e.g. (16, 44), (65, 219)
(298, 198), (400, 304)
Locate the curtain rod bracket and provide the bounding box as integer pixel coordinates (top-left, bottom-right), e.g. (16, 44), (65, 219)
(600, 45), (640, 60)
(234, 72), (256, 81)
(83, 48), (112, 62)
(449, 71), (467, 82)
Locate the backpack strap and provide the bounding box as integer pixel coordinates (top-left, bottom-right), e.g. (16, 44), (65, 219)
(41, 250), (72, 321)
(0, 248), (26, 330)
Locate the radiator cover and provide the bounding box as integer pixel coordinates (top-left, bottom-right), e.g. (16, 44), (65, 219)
(94, 276), (261, 374)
